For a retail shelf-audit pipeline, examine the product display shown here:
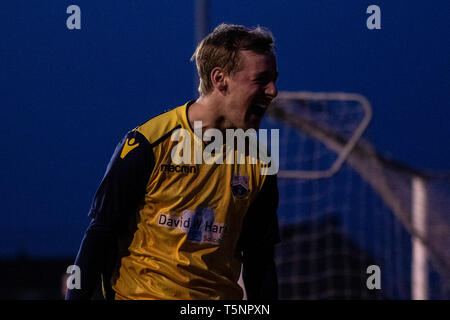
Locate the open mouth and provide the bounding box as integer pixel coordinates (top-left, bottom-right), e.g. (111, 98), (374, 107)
(249, 104), (266, 117)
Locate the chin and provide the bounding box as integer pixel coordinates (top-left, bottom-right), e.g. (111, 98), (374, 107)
(246, 118), (263, 130)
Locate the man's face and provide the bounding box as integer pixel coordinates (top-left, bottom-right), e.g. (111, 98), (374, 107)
(223, 50), (278, 130)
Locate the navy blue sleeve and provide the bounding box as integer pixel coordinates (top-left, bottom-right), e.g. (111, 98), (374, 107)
(240, 174), (280, 250)
(239, 174), (280, 300)
(66, 130), (154, 300)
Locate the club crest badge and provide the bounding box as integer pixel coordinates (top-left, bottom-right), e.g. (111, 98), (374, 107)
(231, 175), (250, 199)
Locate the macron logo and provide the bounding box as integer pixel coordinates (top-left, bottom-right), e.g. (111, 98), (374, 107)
(160, 164), (197, 174)
(120, 138), (140, 159)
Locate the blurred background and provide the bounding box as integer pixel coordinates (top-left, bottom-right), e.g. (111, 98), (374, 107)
(1, 0), (449, 299)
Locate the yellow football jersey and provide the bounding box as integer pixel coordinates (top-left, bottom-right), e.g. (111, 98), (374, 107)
(88, 101), (279, 300)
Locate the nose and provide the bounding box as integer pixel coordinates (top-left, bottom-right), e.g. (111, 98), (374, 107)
(265, 81), (278, 100)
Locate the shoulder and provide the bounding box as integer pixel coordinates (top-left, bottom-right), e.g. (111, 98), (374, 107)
(134, 102), (189, 146)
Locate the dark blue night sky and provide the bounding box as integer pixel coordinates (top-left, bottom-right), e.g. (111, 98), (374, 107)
(1, 0), (449, 257)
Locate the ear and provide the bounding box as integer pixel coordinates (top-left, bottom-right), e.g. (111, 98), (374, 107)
(210, 67), (227, 93)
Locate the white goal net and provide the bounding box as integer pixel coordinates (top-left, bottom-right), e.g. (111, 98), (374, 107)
(262, 91), (450, 300)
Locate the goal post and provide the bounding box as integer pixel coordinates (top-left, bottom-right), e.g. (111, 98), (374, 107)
(411, 176), (428, 300)
(271, 92), (372, 179)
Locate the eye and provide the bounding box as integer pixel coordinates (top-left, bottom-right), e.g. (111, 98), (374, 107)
(254, 72), (278, 85)
(254, 78), (269, 85)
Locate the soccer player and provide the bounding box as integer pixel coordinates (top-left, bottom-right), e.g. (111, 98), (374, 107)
(66, 23), (280, 300)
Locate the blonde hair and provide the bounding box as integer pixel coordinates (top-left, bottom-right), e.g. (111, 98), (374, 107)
(191, 23), (275, 96)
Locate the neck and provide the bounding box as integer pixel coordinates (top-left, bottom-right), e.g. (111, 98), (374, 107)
(187, 93), (231, 136)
